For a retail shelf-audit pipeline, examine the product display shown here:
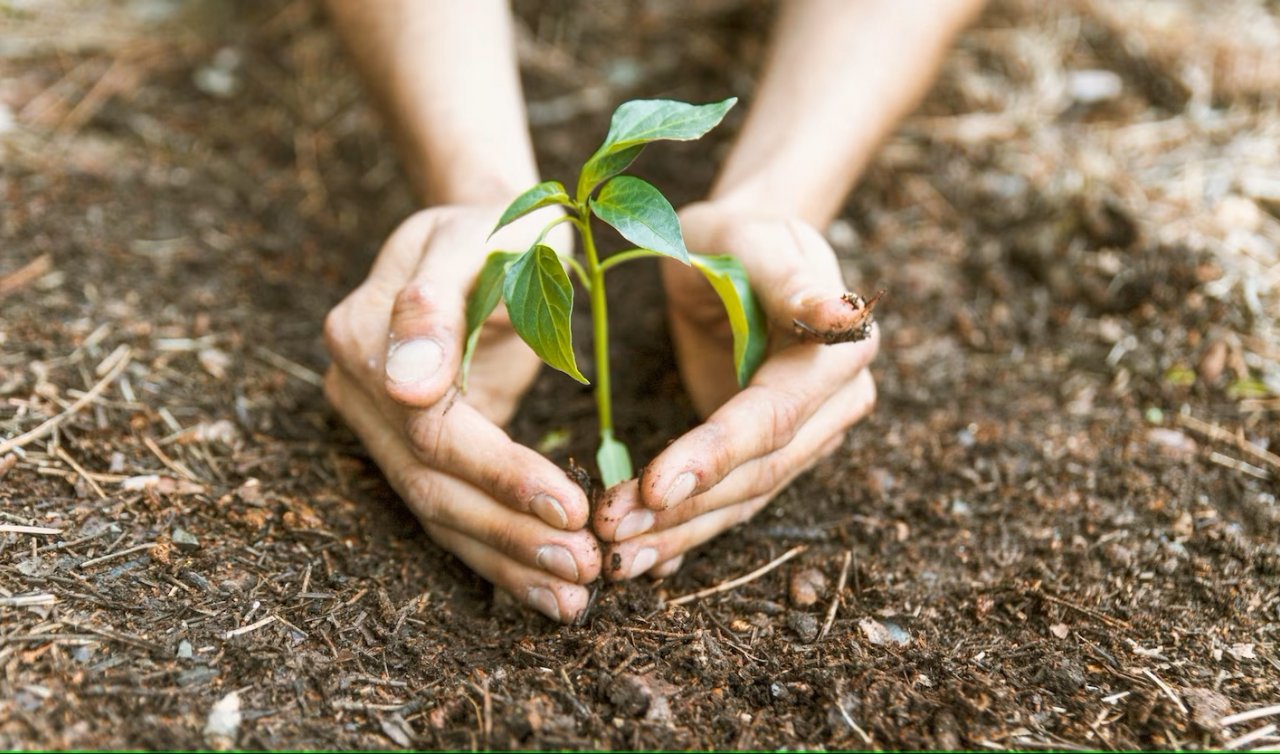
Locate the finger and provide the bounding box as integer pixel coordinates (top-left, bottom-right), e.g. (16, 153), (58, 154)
(640, 337), (878, 511)
(424, 523), (590, 623)
(601, 371), (874, 539)
(649, 554), (684, 579)
(326, 369), (600, 585)
(605, 494), (773, 581)
(382, 215), (490, 408)
(401, 465), (602, 585)
(676, 215), (864, 337)
(332, 358), (590, 530)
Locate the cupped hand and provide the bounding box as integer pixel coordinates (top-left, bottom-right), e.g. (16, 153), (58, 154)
(323, 205), (601, 622)
(594, 202), (880, 580)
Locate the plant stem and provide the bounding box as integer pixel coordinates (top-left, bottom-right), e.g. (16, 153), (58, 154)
(598, 248), (659, 274)
(565, 256), (591, 291)
(574, 211), (613, 438)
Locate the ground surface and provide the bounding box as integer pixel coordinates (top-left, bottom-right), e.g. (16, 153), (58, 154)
(2, 0), (1279, 749)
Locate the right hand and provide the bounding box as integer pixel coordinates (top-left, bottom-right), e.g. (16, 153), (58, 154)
(323, 205), (600, 623)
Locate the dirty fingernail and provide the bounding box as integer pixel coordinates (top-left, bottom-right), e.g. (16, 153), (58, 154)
(530, 494), (568, 529)
(536, 545), (579, 582)
(615, 510), (654, 540)
(385, 339), (444, 385)
(526, 586), (560, 622)
(630, 547), (659, 578)
(660, 472), (697, 509)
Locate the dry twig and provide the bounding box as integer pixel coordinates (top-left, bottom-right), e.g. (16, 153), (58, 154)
(1178, 413), (1280, 476)
(0, 254), (53, 297)
(78, 542), (157, 569)
(818, 550), (853, 642)
(1142, 668), (1187, 715)
(55, 446), (108, 499)
(1222, 704), (1280, 728)
(666, 546), (807, 608)
(1224, 724), (1276, 751)
(224, 615), (277, 639)
(0, 524), (63, 536)
(0, 347), (132, 455)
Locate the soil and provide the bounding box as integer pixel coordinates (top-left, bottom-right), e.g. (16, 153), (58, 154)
(2, 0), (1279, 749)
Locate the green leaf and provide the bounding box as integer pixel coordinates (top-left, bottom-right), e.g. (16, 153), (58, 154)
(690, 254), (767, 387)
(459, 251), (519, 391)
(575, 144), (643, 202)
(590, 176), (690, 264)
(602, 97), (737, 151)
(576, 98), (736, 200)
(596, 431), (633, 488)
(490, 181), (571, 237)
(503, 244), (588, 384)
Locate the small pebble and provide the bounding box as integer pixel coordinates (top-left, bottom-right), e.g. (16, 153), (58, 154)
(789, 568), (828, 608)
(1067, 69), (1123, 104)
(203, 691), (241, 750)
(786, 612), (820, 642)
(173, 527), (200, 551)
(858, 617), (911, 647)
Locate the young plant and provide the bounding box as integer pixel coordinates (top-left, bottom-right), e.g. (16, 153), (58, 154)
(462, 98), (766, 489)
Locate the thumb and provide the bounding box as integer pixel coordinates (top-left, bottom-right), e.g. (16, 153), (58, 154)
(382, 219), (479, 408)
(727, 218), (879, 343)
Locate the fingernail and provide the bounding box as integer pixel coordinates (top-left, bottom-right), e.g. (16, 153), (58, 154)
(530, 494), (568, 529)
(615, 510), (654, 540)
(526, 586), (560, 622)
(536, 545), (579, 582)
(630, 547), (659, 578)
(385, 339), (444, 385)
(660, 472), (698, 509)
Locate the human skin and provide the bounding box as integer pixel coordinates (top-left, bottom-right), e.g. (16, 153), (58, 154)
(322, 0), (984, 619)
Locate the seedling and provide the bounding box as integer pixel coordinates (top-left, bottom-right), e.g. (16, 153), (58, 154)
(462, 98), (766, 489)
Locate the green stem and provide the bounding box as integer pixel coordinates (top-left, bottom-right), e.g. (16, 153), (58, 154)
(574, 211), (613, 438)
(599, 248), (660, 274)
(534, 213), (574, 246)
(565, 256), (591, 291)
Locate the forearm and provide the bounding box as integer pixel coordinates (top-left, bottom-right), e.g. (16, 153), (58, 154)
(711, 0), (984, 227)
(325, 0), (538, 206)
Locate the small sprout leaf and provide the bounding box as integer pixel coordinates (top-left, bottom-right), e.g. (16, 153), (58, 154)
(596, 431), (633, 488)
(590, 176), (690, 264)
(503, 244), (588, 384)
(690, 254), (767, 386)
(490, 181), (571, 237)
(459, 251), (519, 390)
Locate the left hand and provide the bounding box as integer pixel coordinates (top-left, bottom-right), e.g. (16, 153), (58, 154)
(593, 202), (881, 580)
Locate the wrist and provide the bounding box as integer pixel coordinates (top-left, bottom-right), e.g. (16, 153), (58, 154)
(418, 153), (540, 209)
(684, 193), (817, 229)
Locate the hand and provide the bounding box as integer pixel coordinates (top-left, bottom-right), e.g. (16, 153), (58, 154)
(323, 205), (601, 622)
(593, 202), (880, 580)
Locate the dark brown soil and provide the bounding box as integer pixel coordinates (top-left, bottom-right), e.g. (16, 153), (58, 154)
(2, 1), (1278, 749)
